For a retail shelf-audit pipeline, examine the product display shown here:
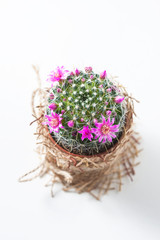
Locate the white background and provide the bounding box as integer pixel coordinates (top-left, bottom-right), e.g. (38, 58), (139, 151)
(0, 0), (160, 239)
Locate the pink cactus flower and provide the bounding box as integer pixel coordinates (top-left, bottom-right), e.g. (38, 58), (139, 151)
(47, 66), (69, 83)
(61, 110), (65, 114)
(75, 68), (80, 76)
(106, 110), (112, 116)
(107, 88), (112, 93)
(49, 93), (54, 100)
(91, 115), (119, 143)
(90, 75), (94, 79)
(57, 88), (62, 93)
(100, 70), (107, 79)
(68, 79), (73, 84)
(81, 78), (85, 82)
(105, 101), (109, 105)
(63, 98), (66, 101)
(85, 67), (92, 73)
(68, 120), (74, 128)
(99, 84), (103, 88)
(78, 126), (93, 141)
(48, 103), (57, 110)
(114, 96), (124, 104)
(81, 118), (84, 122)
(42, 111), (64, 133)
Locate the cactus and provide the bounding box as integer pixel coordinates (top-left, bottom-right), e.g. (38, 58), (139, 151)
(43, 66), (126, 155)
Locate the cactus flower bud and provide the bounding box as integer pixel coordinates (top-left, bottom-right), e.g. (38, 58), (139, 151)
(68, 79), (73, 84)
(106, 110), (112, 116)
(114, 96), (124, 104)
(57, 88), (62, 93)
(61, 110), (65, 114)
(100, 70), (107, 79)
(75, 69), (80, 76)
(85, 66), (92, 73)
(49, 103), (57, 110)
(50, 93), (54, 99)
(70, 71), (74, 76)
(107, 88), (112, 93)
(68, 120), (74, 128)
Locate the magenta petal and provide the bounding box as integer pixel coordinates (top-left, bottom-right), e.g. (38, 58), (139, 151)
(44, 114), (51, 119)
(110, 125), (119, 131)
(101, 114), (106, 124)
(91, 128), (97, 133)
(110, 133), (116, 138)
(99, 136), (103, 142)
(111, 129), (119, 133)
(111, 118), (115, 124)
(97, 123), (103, 128)
(81, 136), (85, 141)
(107, 135), (112, 142)
(106, 116), (111, 124)
(110, 124), (119, 128)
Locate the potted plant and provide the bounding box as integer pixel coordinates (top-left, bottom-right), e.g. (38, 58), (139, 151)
(20, 66), (140, 199)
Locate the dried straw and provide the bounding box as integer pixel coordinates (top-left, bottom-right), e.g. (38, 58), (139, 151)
(19, 66), (141, 200)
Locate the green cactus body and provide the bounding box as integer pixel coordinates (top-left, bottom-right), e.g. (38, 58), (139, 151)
(45, 67), (126, 155)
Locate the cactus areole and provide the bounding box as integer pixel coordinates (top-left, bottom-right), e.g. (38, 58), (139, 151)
(43, 66), (126, 155)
